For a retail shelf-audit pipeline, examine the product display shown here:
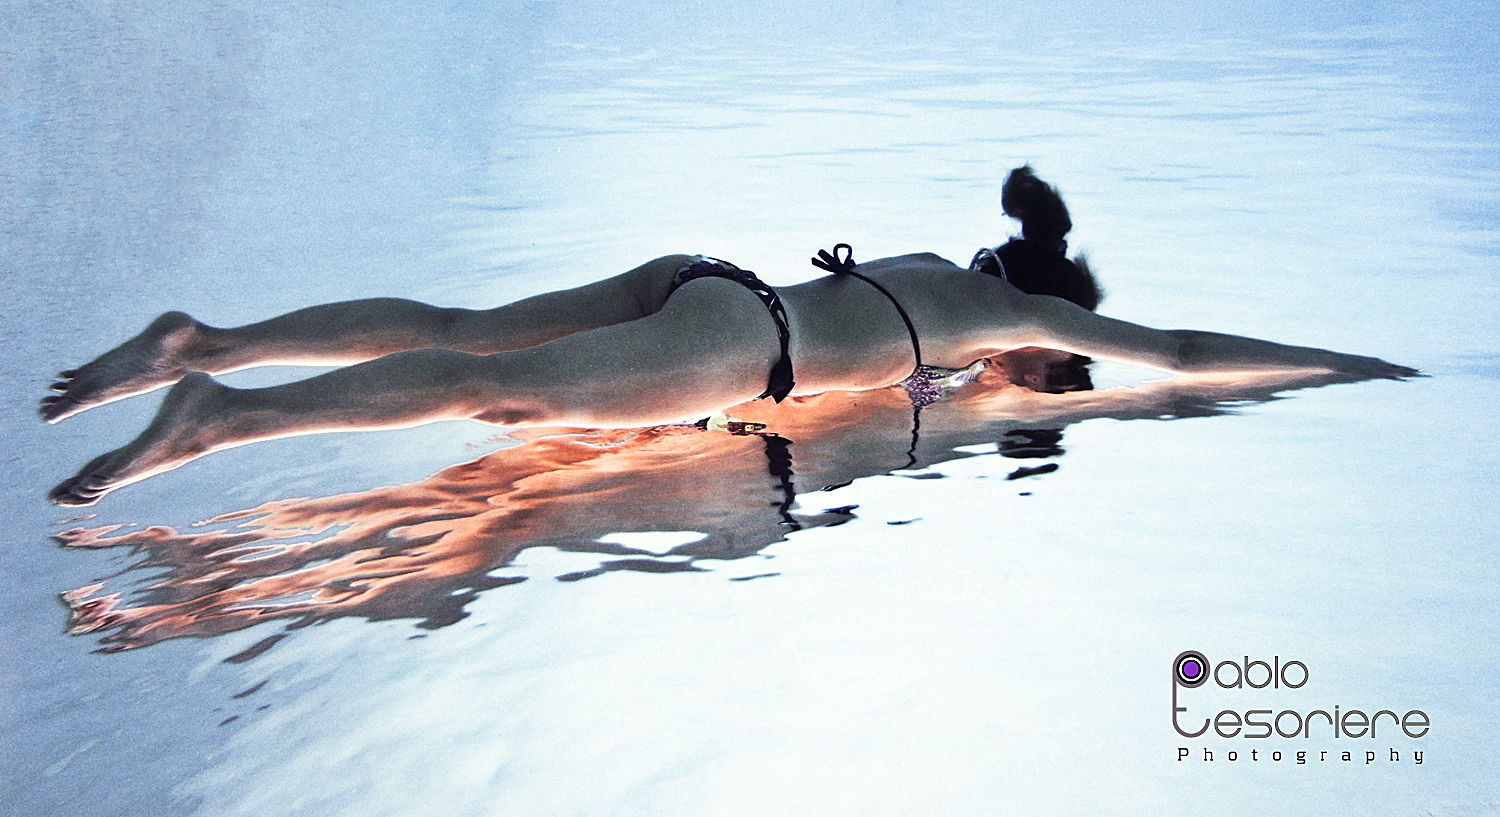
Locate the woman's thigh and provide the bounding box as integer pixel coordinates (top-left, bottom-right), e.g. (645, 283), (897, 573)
(450, 255), (697, 353)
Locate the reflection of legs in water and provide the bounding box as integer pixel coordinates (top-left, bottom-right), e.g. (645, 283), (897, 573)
(42, 255), (695, 422)
(49, 277), (780, 506)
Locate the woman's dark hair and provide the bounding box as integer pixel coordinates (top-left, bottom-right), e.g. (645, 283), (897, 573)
(987, 166), (1103, 311)
(995, 240), (1101, 311)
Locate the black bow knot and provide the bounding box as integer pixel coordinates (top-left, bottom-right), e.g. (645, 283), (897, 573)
(811, 243), (857, 274)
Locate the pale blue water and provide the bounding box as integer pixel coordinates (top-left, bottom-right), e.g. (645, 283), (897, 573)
(4, 3), (1498, 815)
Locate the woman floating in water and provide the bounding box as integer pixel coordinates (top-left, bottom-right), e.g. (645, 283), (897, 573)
(43, 167), (1416, 506)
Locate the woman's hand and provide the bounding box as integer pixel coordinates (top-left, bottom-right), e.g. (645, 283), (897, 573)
(1320, 352), (1422, 381)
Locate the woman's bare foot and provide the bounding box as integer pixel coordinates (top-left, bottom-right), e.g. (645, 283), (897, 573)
(49, 372), (229, 506)
(42, 311), (205, 423)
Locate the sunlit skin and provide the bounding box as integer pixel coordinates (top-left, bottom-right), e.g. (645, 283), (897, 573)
(58, 365), (1355, 652)
(42, 252), (1416, 506)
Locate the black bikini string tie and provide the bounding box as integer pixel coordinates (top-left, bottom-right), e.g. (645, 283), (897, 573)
(811, 243), (858, 274)
(811, 243), (928, 469)
(810, 243), (923, 369)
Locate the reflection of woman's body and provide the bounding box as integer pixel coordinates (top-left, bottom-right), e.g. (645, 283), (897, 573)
(59, 369), (1356, 652)
(44, 168), (1415, 505)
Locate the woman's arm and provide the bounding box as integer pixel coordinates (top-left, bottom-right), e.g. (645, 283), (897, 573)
(1014, 293), (1418, 380)
(1165, 329), (1417, 379)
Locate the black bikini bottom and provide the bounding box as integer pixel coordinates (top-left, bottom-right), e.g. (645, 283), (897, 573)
(670, 256), (794, 402)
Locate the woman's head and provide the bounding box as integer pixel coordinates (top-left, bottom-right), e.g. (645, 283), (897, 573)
(994, 240), (1101, 311)
(994, 347), (1096, 393)
(973, 165), (1103, 311)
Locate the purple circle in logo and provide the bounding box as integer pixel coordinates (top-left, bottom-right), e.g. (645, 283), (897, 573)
(1174, 650), (1210, 688)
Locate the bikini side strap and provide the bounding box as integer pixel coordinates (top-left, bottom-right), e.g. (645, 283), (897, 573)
(810, 243), (922, 368)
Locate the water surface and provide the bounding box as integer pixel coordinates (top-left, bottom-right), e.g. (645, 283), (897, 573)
(4, 4), (1497, 815)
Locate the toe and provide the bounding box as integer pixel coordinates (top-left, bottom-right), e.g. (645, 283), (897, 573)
(49, 481), (98, 507)
(40, 397), (76, 423)
(50, 473), (110, 505)
(78, 474), (113, 492)
(49, 452), (121, 504)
